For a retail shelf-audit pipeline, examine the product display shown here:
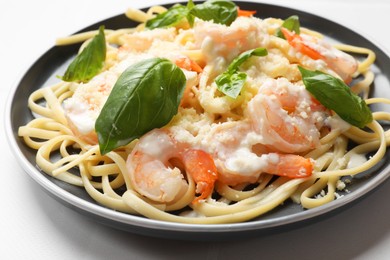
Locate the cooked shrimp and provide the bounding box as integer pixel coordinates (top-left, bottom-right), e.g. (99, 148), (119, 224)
(281, 28), (358, 82)
(126, 129), (217, 203)
(218, 152), (313, 184)
(264, 153), (313, 178)
(201, 121), (314, 186)
(175, 56), (203, 73)
(202, 121), (261, 185)
(126, 129), (188, 202)
(63, 71), (118, 144)
(247, 78), (329, 153)
(181, 149), (218, 203)
(194, 16), (269, 62)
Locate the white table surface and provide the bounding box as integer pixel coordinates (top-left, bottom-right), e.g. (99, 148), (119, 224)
(2, 0), (390, 259)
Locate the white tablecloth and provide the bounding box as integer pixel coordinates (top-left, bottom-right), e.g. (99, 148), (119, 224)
(1, 0), (390, 259)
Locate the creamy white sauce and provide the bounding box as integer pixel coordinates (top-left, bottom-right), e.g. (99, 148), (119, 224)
(224, 148), (269, 175)
(138, 131), (175, 160)
(325, 114), (351, 132)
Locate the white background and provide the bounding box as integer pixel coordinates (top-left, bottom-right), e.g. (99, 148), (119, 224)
(1, 0), (390, 259)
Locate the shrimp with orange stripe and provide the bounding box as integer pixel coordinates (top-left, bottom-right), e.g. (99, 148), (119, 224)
(126, 128), (218, 204)
(281, 27), (358, 83)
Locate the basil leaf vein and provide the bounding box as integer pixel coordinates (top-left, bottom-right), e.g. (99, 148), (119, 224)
(299, 66), (373, 128)
(215, 48), (268, 98)
(62, 25), (106, 83)
(95, 58), (186, 154)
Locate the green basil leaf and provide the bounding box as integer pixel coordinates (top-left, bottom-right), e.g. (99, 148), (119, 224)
(186, 0), (196, 27)
(190, 0), (238, 26)
(299, 66), (373, 128)
(145, 0), (238, 29)
(276, 15), (300, 39)
(62, 25), (106, 83)
(215, 48), (268, 98)
(95, 58), (186, 154)
(146, 4), (188, 29)
(216, 72), (247, 99)
(227, 48), (268, 73)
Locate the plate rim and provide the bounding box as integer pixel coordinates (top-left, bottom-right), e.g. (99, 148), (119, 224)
(5, 0), (390, 239)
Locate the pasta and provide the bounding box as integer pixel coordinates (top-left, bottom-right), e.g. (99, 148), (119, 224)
(18, 1), (390, 224)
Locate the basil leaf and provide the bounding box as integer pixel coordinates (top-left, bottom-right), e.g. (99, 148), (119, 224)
(186, 0), (196, 27)
(190, 0), (238, 26)
(216, 72), (247, 99)
(299, 66), (373, 128)
(227, 48), (268, 73)
(146, 4), (188, 29)
(95, 58), (186, 154)
(62, 25), (106, 83)
(215, 48), (268, 98)
(145, 0), (238, 29)
(276, 15), (300, 39)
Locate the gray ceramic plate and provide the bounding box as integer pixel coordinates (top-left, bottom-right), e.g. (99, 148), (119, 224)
(5, 1), (390, 240)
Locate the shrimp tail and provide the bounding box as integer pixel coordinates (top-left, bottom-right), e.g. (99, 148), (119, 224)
(175, 57), (203, 73)
(281, 27), (324, 60)
(281, 28), (358, 83)
(266, 153), (313, 178)
(182, 149), (218, 203)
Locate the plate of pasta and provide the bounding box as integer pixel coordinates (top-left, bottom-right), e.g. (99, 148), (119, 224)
(6, 0), (390, 240)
